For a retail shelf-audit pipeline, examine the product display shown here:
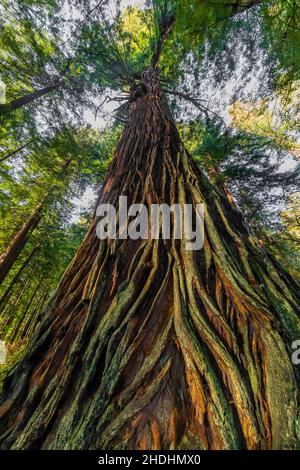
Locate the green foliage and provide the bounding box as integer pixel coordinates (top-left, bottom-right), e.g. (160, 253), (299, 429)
(0, 121), (119, 344)
(116, 7), (155, 76)
(229, 95), (300, 158)
(260, 0), (300, 96)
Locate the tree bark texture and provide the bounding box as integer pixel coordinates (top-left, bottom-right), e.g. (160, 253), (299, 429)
(0, 69), (299, 450)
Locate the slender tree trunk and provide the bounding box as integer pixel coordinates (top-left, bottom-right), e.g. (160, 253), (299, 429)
(0, 81), (64, 116)
(0, 139), (35, 163)
(0, 158), (71, 287)
(0, 69), (299, 450)
(0, 247), (39, 310)
(0, 205), (43, 287)
(226, 0), (262, 16)
(20, 285), (50, 340)
(1, 268), (35, 333)
(8, 278), (43, 344)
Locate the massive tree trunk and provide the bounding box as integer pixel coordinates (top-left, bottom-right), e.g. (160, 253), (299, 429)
(0, 68), (299, 450)
(0, 205), (43, 286)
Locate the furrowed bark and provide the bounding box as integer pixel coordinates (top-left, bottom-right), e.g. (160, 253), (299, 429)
(0, 68), (299, 450)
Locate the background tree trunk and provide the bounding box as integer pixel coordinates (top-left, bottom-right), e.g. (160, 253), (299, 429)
(0, 205), (43, 286)
(0, 246), (39, 309)
(0, 69), (299, 450)
(0, 266), (35, 333)
(0, 81), (64, 115)
(0, 158), (72, 287)
(20, 284), (51, 341)
(8, 278), (44, 344)
(0, 139), (35, 163)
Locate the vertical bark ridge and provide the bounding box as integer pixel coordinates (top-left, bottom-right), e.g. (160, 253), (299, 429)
(0, 69), (299, 450)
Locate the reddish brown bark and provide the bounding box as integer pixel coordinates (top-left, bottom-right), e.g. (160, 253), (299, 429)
(0, 69), (299, 450)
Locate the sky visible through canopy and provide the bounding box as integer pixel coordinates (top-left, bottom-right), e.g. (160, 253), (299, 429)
(70, 0), (298, 223)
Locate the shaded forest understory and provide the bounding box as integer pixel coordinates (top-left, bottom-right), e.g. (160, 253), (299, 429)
(0, 0), (299, 450)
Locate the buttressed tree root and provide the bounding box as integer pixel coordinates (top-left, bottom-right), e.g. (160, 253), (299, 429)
(0, 68), (299, 450)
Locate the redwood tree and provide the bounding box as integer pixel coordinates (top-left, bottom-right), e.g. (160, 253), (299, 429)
(0, 64), (299, 449)
(0, 1), (299, 451)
